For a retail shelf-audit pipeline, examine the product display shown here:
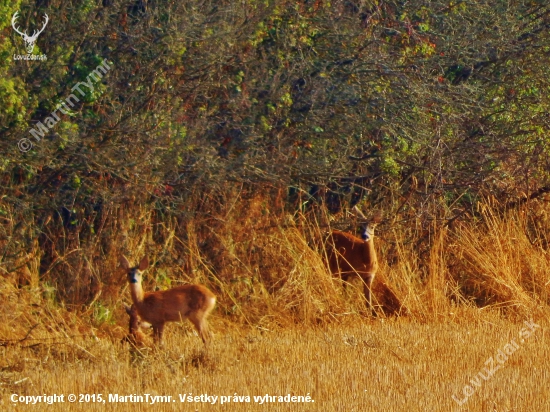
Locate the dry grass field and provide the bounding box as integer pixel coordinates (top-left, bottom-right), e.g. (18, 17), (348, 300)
(2, 200), (550, 411)
(1, 311), (549, 411)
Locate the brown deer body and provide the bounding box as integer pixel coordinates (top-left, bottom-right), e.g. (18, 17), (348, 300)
(327, 212), (380, 313)
(120, 256), (216, 345)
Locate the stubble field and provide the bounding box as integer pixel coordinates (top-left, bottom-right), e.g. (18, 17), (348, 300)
(1, 309), (549, 411)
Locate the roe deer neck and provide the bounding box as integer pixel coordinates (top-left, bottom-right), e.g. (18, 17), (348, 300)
(363, 238), (378, 268)
(129, 282), (145, 305)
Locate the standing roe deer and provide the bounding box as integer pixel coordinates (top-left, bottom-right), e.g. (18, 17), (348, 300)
(120, 255), (216, 345)
(326, 207), (382, 314)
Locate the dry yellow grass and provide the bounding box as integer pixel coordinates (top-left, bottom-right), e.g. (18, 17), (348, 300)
(2, 200), (550, 411)
(1, 310), (549, 411)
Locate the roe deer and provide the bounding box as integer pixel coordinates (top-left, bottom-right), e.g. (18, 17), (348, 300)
(120, 255), (216, 345)
(326, 207), (382, 314)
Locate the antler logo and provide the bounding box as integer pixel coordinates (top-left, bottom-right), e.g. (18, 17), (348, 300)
(12, 12), (49, 54)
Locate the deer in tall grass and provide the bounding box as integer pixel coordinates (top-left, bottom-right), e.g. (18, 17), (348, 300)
(326, 207), (382, 314)
(120, 255), (216, 345)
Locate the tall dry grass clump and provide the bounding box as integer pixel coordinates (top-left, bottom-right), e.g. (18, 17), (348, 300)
(181, 194), (353, 326)
(368, 201), (550, 320)
(363, 214), (453, 320)
(267, 226), (348, 323)
(449, 204), (549, 311)
(2, 185), (550, 336)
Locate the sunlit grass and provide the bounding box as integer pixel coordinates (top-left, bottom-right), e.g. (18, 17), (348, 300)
(1, 311), (549, 411)
(2, 202), (550, 410)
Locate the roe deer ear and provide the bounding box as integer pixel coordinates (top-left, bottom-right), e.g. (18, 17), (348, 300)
(138, 256), (149, 271)
(352, 205), (368, 220)
(120, 255), (131, 271)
